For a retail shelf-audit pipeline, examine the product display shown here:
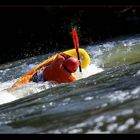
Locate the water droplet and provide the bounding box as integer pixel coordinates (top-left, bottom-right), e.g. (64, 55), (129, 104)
(107, 123), (118, 132)
(42, 105), (46, 108)
(49, 102), (53, 106)
(136, 70), (140, 75)
(134, 121), (140, 129)
(125, 118), (135, 126)
(94, 116), (104, 123)
(84, 97), (93, 101)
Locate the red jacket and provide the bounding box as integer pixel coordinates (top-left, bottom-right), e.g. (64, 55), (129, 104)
(43, 54), (76, 83)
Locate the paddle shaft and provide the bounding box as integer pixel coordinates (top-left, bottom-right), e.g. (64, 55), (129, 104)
(76, 50), (82, 72)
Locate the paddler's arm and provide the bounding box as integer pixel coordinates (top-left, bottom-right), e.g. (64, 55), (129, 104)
(51, 53), (65, 67)
(55, 53), (77, 82)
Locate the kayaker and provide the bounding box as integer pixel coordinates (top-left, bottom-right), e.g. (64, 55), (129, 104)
(10, 28), (84, 89)
(10, 52), (80, 89)
(30, 53), (79, 83)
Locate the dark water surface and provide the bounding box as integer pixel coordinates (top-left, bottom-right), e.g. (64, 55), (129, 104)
(0, 35), (140, 133)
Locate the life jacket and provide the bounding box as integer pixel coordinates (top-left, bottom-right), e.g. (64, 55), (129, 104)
(43, 54), (76, 83)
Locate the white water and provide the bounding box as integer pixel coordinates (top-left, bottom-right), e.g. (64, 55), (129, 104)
(1, 35), (140, 105)
(72, 63), (104, 79)
(0, 62), (104, 105)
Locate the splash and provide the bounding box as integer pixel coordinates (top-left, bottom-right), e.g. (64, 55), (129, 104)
(0, 62), (104, 105)
(0, 90), (17, 105)
(73, 63), (104, 79)
(4, 35), (140, 105)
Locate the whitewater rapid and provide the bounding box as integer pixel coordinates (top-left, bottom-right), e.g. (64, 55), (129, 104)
(0, 62), (104, 105)
(0, 35), (140, 133)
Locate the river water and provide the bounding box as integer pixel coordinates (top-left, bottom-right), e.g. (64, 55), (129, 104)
(0, 34), (140, 133)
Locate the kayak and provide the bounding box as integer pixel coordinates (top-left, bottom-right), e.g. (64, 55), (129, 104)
(11, 48), (90, 88)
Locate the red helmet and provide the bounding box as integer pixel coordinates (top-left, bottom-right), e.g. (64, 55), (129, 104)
(63, 57), (79, 73)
